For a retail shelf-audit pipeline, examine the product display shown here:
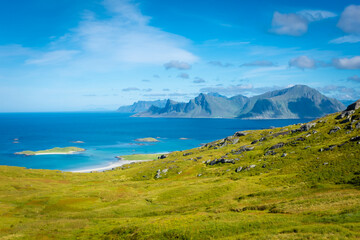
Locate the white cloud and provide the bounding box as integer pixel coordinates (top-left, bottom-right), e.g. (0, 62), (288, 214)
(241, 60), (275, 67)
(332, 56), (360, 69)
(270, 12), (308, 36)
(289, 56), (316, 69)
(25, 0), (197, 68)
(270, 9), (336, 37)
(337, 5), (360, 34)
(193, 77), (205, 83)
(177, 73), (189, 79)
(26, 50), (79, 65)
(164, 61), (191, 70)
(122, 87), (140, 91)
(208, 61), (233, 67)
(330, 35), (360, 44)
(297, 10), (336, 22)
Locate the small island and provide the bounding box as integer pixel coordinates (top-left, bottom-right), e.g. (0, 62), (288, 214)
(15, 147), (85, 156)
(116, 153), (161, 161)
(134, 137), (159, 142)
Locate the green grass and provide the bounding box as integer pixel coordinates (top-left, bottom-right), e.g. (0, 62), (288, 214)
(1, 109), (360, 239)
(118, 153), (162, 160)
(15, 147), (85, 155)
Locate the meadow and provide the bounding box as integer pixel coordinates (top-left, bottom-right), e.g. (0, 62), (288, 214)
(0, 108), (359, 239)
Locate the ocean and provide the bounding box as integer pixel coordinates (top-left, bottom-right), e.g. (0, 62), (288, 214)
(0, 112), (309, 171)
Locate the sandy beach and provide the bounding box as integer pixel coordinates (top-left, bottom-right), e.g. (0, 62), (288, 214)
(70, 160), (151, 173)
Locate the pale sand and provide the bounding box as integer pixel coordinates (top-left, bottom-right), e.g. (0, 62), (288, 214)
(34, 152), (78, 155)
(70, 160), (151, 173)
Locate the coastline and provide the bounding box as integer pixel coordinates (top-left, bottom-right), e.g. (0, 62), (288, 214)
(70, 159), (151, 173)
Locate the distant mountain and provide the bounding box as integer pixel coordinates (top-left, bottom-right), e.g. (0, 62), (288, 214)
(117, 100), (167, 113)
(238, 85), (345, 119)
(133, 93), (248, 118)
(133, 85), (345, 119)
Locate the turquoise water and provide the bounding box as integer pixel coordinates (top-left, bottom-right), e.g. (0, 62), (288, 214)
(0, 112), (309, 171)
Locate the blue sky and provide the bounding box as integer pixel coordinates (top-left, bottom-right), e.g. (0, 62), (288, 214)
(0, 0), (359, 112)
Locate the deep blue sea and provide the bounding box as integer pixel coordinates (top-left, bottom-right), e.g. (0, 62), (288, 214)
(0, 112), (309, 171)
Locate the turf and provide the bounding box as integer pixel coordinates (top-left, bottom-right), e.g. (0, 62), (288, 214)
(1, 108), (360, 239)
(118, 154), (162, 160)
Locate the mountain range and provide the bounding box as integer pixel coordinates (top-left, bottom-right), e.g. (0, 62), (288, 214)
(117, 99), (167, 113)
(128, 85), (345, 119)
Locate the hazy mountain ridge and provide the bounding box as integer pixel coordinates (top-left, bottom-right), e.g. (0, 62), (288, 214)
(133, 85), (345, 119)
(117, 99), (167, 113)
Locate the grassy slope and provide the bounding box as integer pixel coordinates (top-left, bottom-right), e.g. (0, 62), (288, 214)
(15, 147), (85, 155)
(0, 109), (360, 239)
(118, 154), (161, 160)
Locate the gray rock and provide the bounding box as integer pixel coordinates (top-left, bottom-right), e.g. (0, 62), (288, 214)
(344, 125), (353, 130)
(336, 110), (355, 120)
(232, 146), (255, 154)
(270, 142), (285, 150)
(158, 154), (167, 159)
(155, 169), (161, 179)
(162, 169), (168, 173)
(265, 150), (276, 156)
(262, 164), (266, 168)
(340, 118), (351, 124)
(323, 162), (329, 165)
(345, 100), (360, 111)
(197, 173), (202, 177)
(234, 131), (248, 137)
(328, 126), (341, 134)
(183, 152), (193, 156)
(208, 158), (235, 165)
(356, 122), (360, 129)
(235, 166), (243, 172)
(281, 153), (287, 157)
(251, 140), (258, 144)
(300, 123), (316, 131)
(249, 165), (256, 168)
(177, 171), (182, 174)
(350, 136), (360, 142)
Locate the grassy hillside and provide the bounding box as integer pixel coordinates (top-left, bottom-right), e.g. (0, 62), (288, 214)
(0, 106), (359, 239)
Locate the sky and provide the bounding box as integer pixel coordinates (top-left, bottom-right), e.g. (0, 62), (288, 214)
(0, 0), (360, 112)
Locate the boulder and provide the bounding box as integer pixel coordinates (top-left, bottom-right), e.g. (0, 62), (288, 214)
(292, 123), (316, 133)
(345, 100), (360, 111)
(264, 150), (276, 156)
(281, 153), (287, 157)
(234, 131), (248, 137)
(232, 146), (255, 155)
(235, 166), (243, 173)
(270, 142), (285, 150)
(208, 158), (235, 165)
(328, 126), (341, 134)
(183, 152), (193, 156)
(158, 154), (167, 159)
(350, 136), (360, 142)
